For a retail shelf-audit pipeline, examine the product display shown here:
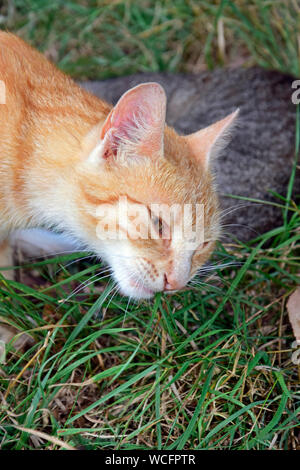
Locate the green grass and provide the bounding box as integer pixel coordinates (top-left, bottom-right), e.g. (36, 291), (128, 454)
(0, 206), (299, 449)
(1, 0), (300, 79)
(0, 0), (300, 451)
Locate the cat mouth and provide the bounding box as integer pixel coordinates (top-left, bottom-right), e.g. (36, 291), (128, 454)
(120, 277), (184, 299)
(128, 278), (155, 298)
(112, 269), (156, 299)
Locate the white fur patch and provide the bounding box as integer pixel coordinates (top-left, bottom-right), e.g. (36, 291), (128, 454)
(10, 229), (82, 258)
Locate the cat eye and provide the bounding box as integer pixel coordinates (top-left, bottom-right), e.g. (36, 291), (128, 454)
(200, 240), (211, 250)
(193, 240), (211, 253)
(148, 209), (170, 242)
(152, 215), (164, 237)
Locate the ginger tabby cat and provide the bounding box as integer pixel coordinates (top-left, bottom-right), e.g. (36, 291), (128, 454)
(0, 32), (238, 300)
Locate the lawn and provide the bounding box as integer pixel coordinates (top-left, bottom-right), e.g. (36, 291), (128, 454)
(0, 0), (299, 450)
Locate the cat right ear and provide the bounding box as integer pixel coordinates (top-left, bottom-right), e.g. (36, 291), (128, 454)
(86, 82), (166, 165)
(184, 110), (239, 170)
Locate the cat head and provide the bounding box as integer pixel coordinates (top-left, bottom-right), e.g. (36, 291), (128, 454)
(76, 83), (238, 299)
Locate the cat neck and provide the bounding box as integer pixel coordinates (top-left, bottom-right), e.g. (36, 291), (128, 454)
(11, 92), (110, 236)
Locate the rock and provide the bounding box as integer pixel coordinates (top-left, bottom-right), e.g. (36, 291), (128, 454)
(80, 68), (299, 241)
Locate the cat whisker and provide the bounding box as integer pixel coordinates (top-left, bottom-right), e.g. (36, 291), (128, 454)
(100, 282), (120, 322)
(189, 259), (244, 291)
(15, 248), (92, 263)
(120, 270), (148, 324)
(218, 202), (254, 220)
(219, 223), (260, 237)
(122, 294), (133, 328)
(188, 279), (223, 293)
(103, 283), (120, 315)
(54, 254), (97, 275)
(196, 261), (243, 274)
(59, 268), (113, 306)
(120, 270), (143, 326)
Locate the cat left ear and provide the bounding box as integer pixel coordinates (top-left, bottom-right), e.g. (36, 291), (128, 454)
(87, 82), (166, 165)
(185, 110), (239, 169)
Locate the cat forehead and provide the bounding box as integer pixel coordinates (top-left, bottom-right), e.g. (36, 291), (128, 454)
(80, 152), (205, 216)
(123, 171), (200, 207)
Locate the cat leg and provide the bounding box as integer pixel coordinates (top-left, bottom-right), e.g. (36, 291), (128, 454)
(0, 229), (82, 279)
(0, 230), (84, 354)
(0, 229), (80, 354)
(0, 236), (14, 280)
(0, 235), (25, 353)
(0, 323), (34, 354)
(10, 228), (83, 259)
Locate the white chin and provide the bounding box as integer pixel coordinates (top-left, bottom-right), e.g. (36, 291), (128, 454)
(118, 282), (155, 300)
(108, 258), (157, 300)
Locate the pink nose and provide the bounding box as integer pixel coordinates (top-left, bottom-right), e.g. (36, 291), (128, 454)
(164, 273), (182, 291)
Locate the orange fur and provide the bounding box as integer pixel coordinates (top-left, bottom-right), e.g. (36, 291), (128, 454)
(0, 32), (238, 298)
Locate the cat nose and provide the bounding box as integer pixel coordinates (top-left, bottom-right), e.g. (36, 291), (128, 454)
(164, 273), (182, 291)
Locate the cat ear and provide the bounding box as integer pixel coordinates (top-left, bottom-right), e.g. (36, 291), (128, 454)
(87, 83), (166, 165)
(185, 110), (239, 169)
